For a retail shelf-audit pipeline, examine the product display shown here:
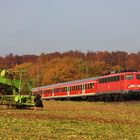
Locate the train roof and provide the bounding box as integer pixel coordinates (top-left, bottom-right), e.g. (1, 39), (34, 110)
(32, 76), (99, 90)
(99, 71), (140, 78)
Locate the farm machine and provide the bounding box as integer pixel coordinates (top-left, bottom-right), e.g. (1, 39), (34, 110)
(0, 69), (35, 108)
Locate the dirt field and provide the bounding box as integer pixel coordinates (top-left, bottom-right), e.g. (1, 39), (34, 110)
(0, 101), (140, 139)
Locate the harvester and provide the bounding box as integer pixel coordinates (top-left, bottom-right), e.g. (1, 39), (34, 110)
(0, 69), (35, 108)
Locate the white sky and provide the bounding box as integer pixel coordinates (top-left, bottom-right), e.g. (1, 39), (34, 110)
(0, 0), (140, 56)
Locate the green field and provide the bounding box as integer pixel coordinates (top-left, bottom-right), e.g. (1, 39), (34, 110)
(0, 101), (140, 140)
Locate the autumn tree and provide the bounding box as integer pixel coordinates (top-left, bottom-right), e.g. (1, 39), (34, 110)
(0, 50), (139, 87)
(42, 57), (87, 85)
(126, 53), (140, 70)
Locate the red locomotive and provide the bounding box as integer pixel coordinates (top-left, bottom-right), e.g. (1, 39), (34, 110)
(32, 71), (140, 101)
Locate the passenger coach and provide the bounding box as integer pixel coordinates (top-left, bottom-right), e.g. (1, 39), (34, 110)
(32, 77), (98, 100)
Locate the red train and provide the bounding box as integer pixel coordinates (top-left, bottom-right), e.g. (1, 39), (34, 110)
(32, 71), (140, 101)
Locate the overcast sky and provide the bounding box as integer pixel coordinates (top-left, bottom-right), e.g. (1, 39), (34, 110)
(0, 0), (140, 56)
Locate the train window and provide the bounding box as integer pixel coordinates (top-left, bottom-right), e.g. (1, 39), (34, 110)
(78, 85), (80, 90)
(73, 86), (74, 91)
(62, 88), (64, 92)
(45, 90), (50, 94)
(102, 78), (105, 83)
(107, 77), (111, 82)
(56, 88), (58, 92)
(60, 88), (62, 92)
(136, 74), (140, 80)
(90, 83), (93, 88)
(104, 78), (107, 83)
(111, 77), (114, 82)
(77, 85), (80, 90)
(85, 83), (94, 89)
(79, 85), (82, 90)
(121, 75), (124, 80)
(72, 86), (75, 91)
(113, 76), (116, 81)
(62, 87), (66, 92)
(125, 74), (134, 80)
(99, 78), (110, 83)
(100, 79), (103, 83)
(65, 87), (67, 92)
(71, 86), (80, 91)
(116, 76), (120, 81)
(54, 88), (61, 93)
(91, 83), (94, 88)
(85, 84), (87, 89)
(109, 76), (111, 81)
(89, 83), (92, 88)
(100, 79), (104, 83)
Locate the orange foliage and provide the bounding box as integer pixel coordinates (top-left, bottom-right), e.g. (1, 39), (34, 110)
(0, 51), (139, 87)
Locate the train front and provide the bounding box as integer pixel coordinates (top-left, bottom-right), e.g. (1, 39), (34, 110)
(125, 72), (140, 99)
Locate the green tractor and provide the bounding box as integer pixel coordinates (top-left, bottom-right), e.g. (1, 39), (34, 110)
(0, 69), (35, 109)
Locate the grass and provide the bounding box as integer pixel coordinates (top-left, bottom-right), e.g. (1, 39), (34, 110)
(0, 101), (140, 140)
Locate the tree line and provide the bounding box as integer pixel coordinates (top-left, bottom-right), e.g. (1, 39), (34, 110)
(0, 51), (140, 87)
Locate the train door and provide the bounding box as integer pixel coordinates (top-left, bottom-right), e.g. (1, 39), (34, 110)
(94, 81), (97, 94)
(135, 73), (140, 90)
(120, 75), (125, 90)
(135, 73), (140, 85)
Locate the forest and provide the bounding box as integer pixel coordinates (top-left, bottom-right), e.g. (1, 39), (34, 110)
(0, 50), (140, 87)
